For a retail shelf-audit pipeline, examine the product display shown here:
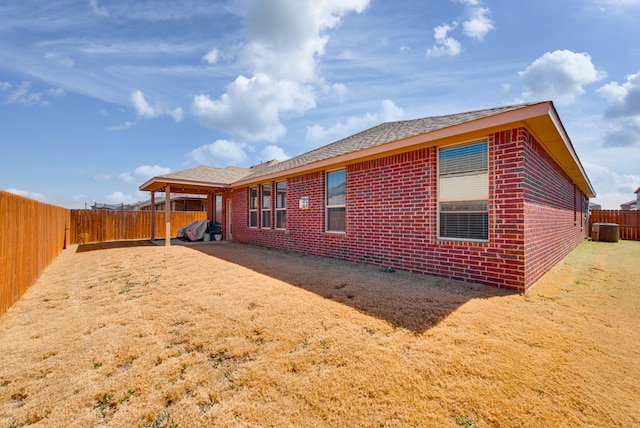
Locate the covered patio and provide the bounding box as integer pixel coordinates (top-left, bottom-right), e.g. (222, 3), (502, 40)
(139, 165), (250, 246)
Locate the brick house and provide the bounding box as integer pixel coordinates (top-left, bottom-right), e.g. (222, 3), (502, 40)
(140, 101), (595, 292)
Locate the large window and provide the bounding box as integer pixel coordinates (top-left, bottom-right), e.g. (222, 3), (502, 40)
(261, 183), (271, 228)
(326, 169), (346, 232)
(249, 186), (258, 228)
(438, 141), (488, 240)
(275, 181), (287, 229)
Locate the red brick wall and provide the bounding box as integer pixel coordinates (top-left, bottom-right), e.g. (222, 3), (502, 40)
(522, 129), (587, 288)
(231, 128), (584, 292)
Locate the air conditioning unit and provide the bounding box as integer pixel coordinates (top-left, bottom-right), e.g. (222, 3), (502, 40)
(591, 223), (619, 242)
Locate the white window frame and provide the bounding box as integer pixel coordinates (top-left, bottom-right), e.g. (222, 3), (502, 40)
(437, 140), (489, 241)
(261, 183), (271, 228)
(275, 180), (287, 230)
(326, 169), (346, 233)
(249, 186), (258, 228)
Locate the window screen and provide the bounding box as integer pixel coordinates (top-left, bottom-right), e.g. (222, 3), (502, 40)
(439, 141), (488, 240)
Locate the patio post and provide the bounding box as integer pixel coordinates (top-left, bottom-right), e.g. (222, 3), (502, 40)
(150, 191), (156, 242)
(165, 186), (171, 246)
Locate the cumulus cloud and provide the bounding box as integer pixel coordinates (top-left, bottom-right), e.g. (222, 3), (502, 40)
(5, 188), (45, 201)
(306, 99), (404, 146)
(4, 81), (64, 106)
(426, 23), (461, 58)
(518, 50), (606, 105)
(187, 139), (249, 165)
(130, 89), (183, 122)
(192, 0), (370, 142)
(462, 7), (494, 41)
(426, 0), (494, 57)
(203, 48), (220, 64)
(259, 145), (290, 162)
(192, 74), (316, 142)
(118, 165), (171, 184)
(598, 70), (640, 118)
(104, 191), (139, 205)
(584, 162), (640, 208)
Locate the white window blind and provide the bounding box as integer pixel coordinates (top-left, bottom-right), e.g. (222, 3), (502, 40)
(438, 141), (489, 241)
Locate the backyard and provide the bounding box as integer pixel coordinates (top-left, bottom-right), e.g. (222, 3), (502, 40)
(0, 239), (638, 427)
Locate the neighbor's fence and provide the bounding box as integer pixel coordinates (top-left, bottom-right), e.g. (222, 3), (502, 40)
(0, 190), (70, 317)
(70, 209), (207, 244)
(589, 210), (640, 241)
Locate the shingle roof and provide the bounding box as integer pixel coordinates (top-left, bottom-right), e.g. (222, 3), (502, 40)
(241, 102), (541, 180)
(155, 165), (251, 184)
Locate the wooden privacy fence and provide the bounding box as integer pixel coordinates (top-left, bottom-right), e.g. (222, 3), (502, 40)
(0, 191), (70, 317)
(70, 209), (207, 244)
(589, 210), (640, 241)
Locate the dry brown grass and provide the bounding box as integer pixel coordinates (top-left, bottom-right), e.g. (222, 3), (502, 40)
(1, 239), (638, 427)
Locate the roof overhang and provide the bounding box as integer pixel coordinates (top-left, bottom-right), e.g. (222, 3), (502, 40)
(232, 102), (596, 198)
(139, 177), (230, 194)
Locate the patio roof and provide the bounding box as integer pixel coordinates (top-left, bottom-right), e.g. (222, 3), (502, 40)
(139, 162), (278, 194)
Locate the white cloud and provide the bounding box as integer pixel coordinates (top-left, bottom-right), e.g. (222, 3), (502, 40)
(426, 23), (461, 58)
(118, 165), (171, 184)
(462, 7), (494, 41)
(5, 188), (45, 201)
(130, 89), (183, 122)
(4, 81), (65, 106)
(584, 162), (640, 209)
(104, 191), (139, 205)
(518, 50), (606, 105)
(187, 139), (248, 165)
(306, 99), (404, 146)
(203, 48), (220, 64)
(598, 70), (640, 118)
(0, 82), (11, 91)
(259, 145), (290, 162)
(192, 0), (370, 142)
(192, 74), (316, 142)
(131, 90), (160, 118)
(427, 1), (494, 57)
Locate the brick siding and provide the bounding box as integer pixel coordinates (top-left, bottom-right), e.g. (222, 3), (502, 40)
(231, 127), (585, 292)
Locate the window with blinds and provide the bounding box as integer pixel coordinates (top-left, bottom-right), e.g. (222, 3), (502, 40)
(438, 141), (489, 240)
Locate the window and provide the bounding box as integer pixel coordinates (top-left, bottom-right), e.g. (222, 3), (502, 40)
(438, 141), (488, 240)
(326, 169), (346, 232)
(261, 183), (271, 228)
(249, 186), (258, 227)
(275, 181), (287, 229)
(215, 194), (223, 222)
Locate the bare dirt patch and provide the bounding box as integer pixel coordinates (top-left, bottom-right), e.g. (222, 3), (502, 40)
(1, 240), (638, 427)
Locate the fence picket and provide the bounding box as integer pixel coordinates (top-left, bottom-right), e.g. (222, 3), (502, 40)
(589, 210), (640, 241)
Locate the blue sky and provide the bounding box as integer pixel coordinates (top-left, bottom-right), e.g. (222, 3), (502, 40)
(1, 0), (639, 209)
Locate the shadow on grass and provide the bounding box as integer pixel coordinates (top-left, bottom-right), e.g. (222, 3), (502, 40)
(188, 242), (513, 333)
(76, 240), (156, 253)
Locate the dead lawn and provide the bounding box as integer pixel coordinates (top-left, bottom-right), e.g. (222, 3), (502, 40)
(0, 239), (638, 427)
